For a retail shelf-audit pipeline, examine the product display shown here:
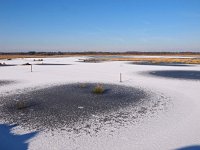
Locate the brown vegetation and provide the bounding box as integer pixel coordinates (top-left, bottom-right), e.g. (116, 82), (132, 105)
(0, 51), (200, 60)
(0, 54), (71, 60)
(1, 52), (200, 64)
(109, 57), (200, 64)
(93, 84), (104, 94)
(16, 101), (27, 110)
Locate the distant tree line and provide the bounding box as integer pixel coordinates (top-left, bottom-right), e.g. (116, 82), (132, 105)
(0, 51), (199, 55)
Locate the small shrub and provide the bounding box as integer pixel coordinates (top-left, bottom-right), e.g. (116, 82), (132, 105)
(79, 83), (87, 88)
(34, 59), (43, 61)
(93, 84), (104, 94)
(16, 101), (27, 110)
(23, 63), (31, 65)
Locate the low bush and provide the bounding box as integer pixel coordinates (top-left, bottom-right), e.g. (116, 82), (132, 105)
(16, 101), (27, 110)
(34, 59), (43, 61)
(79, 83), (87, 88)
(23, 63), (31, 65)
(93, 84), (104, 94)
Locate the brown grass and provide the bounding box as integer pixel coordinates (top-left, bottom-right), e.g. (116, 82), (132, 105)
(16, 101), (27, 110)
(1, 53), (200, 60)
(79, 83), (87, 88)
(109, 58), (200, 64)
(93, 84), (104, 94)
(1, 54), (200, 64)
(0, 54), (73, 60)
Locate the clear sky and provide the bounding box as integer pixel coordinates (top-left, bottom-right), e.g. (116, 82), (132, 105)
(0, 0), (200, 52)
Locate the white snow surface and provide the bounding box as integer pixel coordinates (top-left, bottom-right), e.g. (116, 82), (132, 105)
(0, 57), (200, 150)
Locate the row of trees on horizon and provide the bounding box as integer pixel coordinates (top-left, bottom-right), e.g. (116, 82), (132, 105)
(0, 51), (199, 55)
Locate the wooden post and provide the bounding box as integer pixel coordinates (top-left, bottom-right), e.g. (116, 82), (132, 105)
(120, 73), (122, 82)
(31, 64), (32, 72)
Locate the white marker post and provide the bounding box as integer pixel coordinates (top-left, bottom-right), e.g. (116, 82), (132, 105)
(31, 64), (32, 72)
(120, 73), (122, 82)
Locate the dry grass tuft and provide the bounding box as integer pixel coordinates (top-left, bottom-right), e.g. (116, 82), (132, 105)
(79, 83), (87, 88)
(16, 101), (27, 110)
(93, 84), (104, 94)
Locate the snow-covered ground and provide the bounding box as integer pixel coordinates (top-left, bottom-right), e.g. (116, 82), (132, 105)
(90, 55), (200, 59)
(0, 57), (200, 150)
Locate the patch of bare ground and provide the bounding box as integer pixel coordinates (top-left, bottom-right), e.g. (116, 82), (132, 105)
(0, 83), (168, 133)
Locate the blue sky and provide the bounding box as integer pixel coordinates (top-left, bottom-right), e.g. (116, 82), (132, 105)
(0, 0), (200, 52)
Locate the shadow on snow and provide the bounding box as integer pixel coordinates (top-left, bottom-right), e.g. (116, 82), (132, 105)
(0, 124), (37, 150)
(177, 145), (200, 150)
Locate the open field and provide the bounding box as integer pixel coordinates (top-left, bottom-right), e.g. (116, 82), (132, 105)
(0, 54), (76, 60)
(109, 57), (200, 64)
(0, 52), (200, 58)
(0, 56), (200, 150)
(79, 56), (200, 64)
(1, 53), (200, 65)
